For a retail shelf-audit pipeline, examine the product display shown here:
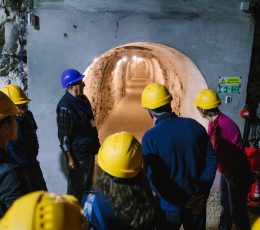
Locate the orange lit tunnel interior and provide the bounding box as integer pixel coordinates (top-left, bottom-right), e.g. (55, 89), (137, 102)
(83, 42), (208, 142)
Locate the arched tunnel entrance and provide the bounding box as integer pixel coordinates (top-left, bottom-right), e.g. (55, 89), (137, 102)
(83, 42), (208, 142)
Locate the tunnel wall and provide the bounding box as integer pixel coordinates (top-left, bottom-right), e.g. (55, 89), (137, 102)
(27, 0), (254, 193)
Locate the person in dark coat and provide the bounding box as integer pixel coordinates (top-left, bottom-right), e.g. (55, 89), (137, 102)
(0, 92), (31, 217)
(82, 132), (157, 230)
(141, 83), (217, 230)
(57, 69), (100, 201)
(0, 84), (47, 191)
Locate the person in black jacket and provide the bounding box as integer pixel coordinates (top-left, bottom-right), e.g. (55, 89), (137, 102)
(0, 92), (31, 217)
(57, 69), (100, 201)
(0, 84), (47, 191)
(82, 132), (157, 230)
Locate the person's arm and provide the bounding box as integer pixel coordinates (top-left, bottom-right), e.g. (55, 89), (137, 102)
(210, 123), (227, 166)
(57, 107), (75, 169)
(198, 133), (217, 195)
(185, 128), (217, 214)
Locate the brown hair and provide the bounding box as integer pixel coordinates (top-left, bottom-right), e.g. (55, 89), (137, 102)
(94, 167), (156, 229)
(197, 107), (219, 117)
(0, 115), (13, 128)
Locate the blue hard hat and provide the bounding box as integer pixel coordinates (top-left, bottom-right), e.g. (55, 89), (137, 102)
(60, 69), (84, 88)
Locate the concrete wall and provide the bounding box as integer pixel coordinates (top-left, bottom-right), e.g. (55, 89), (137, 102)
(28, 0), (254, 193)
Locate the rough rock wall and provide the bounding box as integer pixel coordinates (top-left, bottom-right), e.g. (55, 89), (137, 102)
(0, 0), (34, 89)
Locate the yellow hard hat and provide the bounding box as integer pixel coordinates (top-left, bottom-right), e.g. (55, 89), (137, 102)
(252, 218), (260, 230)
(62, 194), (79, 204)
(141, 83), (172, 109)
(98, 131), (142, 179)
(0, 91), (19, 121)
(0, 84), (30, 105)
(194, 89), (221, 110)
(0, 191), (88, 230)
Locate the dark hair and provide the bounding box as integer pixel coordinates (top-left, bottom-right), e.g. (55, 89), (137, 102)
(0, 115), (13, 128)
(197, 107), (219, 117)
(67, 80), (84, 88)
(150, 103), (172, 113)
(94, 167), (156, 229)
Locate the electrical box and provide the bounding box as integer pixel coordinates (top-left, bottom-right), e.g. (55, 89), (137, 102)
(240, 2), (250, 11)
(28, 13), (40, 30)
(225, 96), (232, 104)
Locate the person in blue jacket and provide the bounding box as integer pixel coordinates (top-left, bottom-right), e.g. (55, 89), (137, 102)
(141, 83), (217, 230)
(82, 131), (157, 230)
(0, 84), (47, 191)
(0, 92), (31, 217)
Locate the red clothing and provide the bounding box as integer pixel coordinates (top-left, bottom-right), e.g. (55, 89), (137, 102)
(208, 113), (248, 178)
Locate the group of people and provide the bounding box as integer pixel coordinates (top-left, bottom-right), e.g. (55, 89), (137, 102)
(0, 68), (256, 230)
(0, 84), (47, 217)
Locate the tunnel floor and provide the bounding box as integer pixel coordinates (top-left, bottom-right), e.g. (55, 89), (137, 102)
(98, 73), (152, 142)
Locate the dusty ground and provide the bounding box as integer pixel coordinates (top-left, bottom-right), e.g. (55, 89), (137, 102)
(98, 68), (152, 142)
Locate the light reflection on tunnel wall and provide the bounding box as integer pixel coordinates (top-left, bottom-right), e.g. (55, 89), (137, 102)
(83, 42), (208, 129)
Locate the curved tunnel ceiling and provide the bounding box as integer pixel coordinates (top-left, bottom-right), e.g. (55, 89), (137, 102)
(83, 42), (208, 133)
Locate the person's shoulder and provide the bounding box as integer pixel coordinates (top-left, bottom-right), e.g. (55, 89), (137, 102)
(26, 110), (34, 117)
(143, 126), (157, 140)
(179, 117), (204, 127)
(81, 96), (92, 106)
(219, 113), (235, 123)
(57, 94), (72, 111)
(24, 110), (36, 122)
(0, 156), (19, 179)
(142, 127), (160, 150)
(178, 117), (208, 136)
(219, 113), (239, 130)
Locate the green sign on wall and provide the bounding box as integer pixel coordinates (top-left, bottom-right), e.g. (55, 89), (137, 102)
(218, 86), (240, 94)
(218, 77), (241, 85)
(218, 77), (241, 94)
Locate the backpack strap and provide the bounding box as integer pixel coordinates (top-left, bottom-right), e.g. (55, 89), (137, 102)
(93, 196), (107, 229)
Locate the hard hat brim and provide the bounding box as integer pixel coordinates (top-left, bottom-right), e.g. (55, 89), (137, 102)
(63, 75), (85, 88)
(142, 95), (172, 109)
(97, 153), (141, 179)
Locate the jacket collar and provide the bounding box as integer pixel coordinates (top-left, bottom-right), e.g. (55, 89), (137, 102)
(155, 112), (178, 126)
(210, 112), (222, 127)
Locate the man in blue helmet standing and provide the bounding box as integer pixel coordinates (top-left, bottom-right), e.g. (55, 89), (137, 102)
(56, 69), (100, 201)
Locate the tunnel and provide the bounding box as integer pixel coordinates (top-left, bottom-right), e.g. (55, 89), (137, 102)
(83, 42), (208, 142)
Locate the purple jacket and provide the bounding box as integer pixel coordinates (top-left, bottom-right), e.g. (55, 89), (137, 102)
(208, 112), (248, 178)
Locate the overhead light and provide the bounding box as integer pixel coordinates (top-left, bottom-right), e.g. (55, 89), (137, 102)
(132, 56), (137, 61)
(122, 57), (128, 62)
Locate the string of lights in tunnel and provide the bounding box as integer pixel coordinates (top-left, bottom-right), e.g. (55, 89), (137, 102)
(92, 56), (144, 65)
